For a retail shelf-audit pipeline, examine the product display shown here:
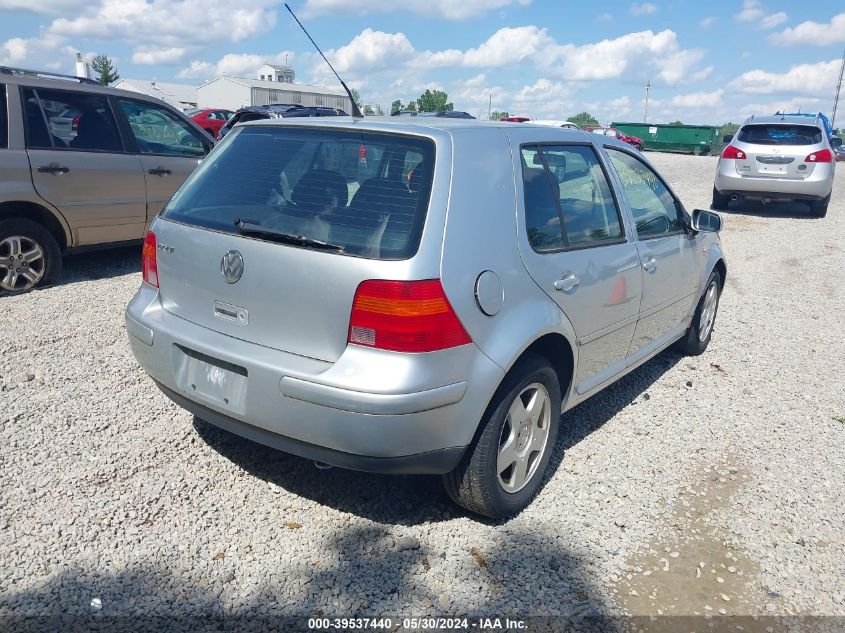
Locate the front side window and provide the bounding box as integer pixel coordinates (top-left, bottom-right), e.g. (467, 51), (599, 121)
(0, 84), (7, 148)
(162, 126), (435, 260)
(23, 88), (122, 152)
(521, 144), (623, 251)
(606, 148), (684, 238)
(118, 98), (206, 157)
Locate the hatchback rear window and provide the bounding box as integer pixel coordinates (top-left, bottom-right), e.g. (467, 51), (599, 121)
(737, 124), (823, 146)
(162, 126), (435, 260)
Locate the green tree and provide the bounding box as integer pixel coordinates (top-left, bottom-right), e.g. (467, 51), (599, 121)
(350, 88), (362, 110)
(416, 89), (453, 113)
(567, 111), (600, 128)
(669, 120), (684, 126)
(490, 110), (510, 121)
(363, 105), (375, 115)
(405, 100), (417, 112)
(390, 99), (403, 114)
(720, 122), (740, 138)
(91, 54), (119, 86)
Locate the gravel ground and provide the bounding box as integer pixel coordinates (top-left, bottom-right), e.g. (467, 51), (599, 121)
(1, 153), (843, 631)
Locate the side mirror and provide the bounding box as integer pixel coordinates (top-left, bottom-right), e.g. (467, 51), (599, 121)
(691, 209), (722, 233)
(722, 134), (733, 143)
(831, 137), (843, 148)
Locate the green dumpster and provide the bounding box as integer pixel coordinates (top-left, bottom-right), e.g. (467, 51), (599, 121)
(610, 122), (724, 156)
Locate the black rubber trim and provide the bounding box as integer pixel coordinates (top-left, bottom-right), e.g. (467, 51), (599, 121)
(718, 190), (828, 201)
(155, 381), (466, 475)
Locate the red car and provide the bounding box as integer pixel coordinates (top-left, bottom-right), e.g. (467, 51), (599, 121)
(586, 126), (643, 151)
(499, 116), (531, 122)
(186, 108), (234, 137)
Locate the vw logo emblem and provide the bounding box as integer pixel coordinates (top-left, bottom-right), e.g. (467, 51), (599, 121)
(220, 250), (244, 284)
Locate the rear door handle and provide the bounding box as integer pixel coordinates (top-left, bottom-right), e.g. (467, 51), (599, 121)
(553, 272), (580, 292)
(37, 164), (69, 174)
(642, 257), (657, 273)
(148, 167), (172, 176)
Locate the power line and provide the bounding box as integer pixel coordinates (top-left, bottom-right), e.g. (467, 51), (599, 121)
(832, 46), (845, 129)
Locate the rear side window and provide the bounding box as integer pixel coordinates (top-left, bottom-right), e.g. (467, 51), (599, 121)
(0, 84), (7, 148)
(521, 144), (623, 251)
(22, 88), (122, 152)
(162, 126), (436, 260)
(737, 124), (823, 146)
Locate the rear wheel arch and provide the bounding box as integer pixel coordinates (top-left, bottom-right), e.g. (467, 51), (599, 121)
(506, 333), (575, 408)
(0, 201), (69, 250)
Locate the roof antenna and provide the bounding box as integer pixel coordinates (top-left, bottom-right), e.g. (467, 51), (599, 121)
(284, 3), (363, 119)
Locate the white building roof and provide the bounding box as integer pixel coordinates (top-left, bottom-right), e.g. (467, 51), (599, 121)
(199, 75), (346, 96)
(113, 79), (198, 108)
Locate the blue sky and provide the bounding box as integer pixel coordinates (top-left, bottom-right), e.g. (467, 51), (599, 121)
(1, 1), (844, 124)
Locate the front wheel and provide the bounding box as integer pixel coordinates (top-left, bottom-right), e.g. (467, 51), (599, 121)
(443, 353), (561, 518)
(676, 270), (721, 355)
(0, 218), (61, 295)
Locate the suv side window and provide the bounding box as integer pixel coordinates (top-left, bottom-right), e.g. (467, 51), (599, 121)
(0, 84), (7, 148)
(118, 98), (206, 157)
(521, 145), (624, 251)
(606, 148), (684, 238)
(23, 88), (122, 152)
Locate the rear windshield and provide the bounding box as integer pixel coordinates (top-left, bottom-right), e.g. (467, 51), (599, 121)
(737, 124), (823, 146)
(161, 126), (435, 260)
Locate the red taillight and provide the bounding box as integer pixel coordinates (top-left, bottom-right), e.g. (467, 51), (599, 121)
(141, 231), (158, 288)
(348, 280), (471, 353)
(804, 148), (832, 163)
(721, 145), (746, 160)
(71, 115), (80, 131)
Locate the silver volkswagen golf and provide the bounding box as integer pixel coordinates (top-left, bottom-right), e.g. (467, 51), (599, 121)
(126, 118), (726, 517)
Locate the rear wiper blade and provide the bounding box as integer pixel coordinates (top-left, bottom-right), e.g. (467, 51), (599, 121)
(234, 219), (344, 252)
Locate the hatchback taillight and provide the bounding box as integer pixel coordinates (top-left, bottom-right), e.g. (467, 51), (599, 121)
(348, 280), (471, 353)
(142, 231), (158, 288)
(721, 145), (746, 160)
(804, 148), (832, 163)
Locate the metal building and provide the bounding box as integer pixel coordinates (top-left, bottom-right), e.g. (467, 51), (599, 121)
(196, 76), (351, 113)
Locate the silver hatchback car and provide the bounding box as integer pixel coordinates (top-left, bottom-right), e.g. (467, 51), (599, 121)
(127, 118), (726, 517)
(713, 114), (836, 217)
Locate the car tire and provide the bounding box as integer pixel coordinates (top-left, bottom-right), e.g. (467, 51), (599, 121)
(711, 187), (730, 210)
(676, 269), (721, 356)
(443, 353), (561, 518)
(809, 195), (829, 218)
(0, 218), (61, 295)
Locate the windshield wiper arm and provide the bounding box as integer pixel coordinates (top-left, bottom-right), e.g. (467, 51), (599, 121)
(234, 219), (344, 252)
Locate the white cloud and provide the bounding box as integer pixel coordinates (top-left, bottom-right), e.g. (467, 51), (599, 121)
(699, 16), (718, 29)
(735, 1), (787, 29)
(0, 32), (67, 70)
(462, 26), (554, 67)
(770, 12), (845, 46)
(630, 3), (657, 16)
(0, 38), (28, 65)
(301, 0), (532, 21)
(328, 29), (416, 73)
(49, 0), (278, 48)
(760, 12), (787, 29)
(670, 89), (724, 109)
(177, 51), (296, 80)
(132, 46), (186, 65)
(598, 13), (613, 22)
(728, 59), (840, 97)
(735, 0), (764, 22)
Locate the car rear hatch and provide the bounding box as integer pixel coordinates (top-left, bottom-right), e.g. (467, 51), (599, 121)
(152, 124), (436, 363)
(733, 123), (826, 180)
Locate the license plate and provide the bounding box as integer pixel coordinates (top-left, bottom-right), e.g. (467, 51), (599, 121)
(759, 165), (786, 174)
(176, 347), (248, 412)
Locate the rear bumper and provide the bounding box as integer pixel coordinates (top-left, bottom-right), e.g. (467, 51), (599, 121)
(714, 161), (833, 200)
(156, 381), (465, 474)
(125, 284), (504, 473)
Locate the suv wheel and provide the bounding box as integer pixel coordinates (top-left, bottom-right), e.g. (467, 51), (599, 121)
(0, 219), (61, 294)
(676, 270), (721, 356)
(443, 353), (561, 518)
(809, 194), (830, 218)
(711, 187), (731, 210)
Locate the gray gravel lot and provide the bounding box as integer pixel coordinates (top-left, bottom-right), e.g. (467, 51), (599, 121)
(1, 153), (843, 629)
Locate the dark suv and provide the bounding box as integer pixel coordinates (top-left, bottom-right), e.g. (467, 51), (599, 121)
(216, 104), (348, 140)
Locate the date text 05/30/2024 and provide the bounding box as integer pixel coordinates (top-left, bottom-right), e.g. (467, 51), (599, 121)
(308, 617), (528, 630)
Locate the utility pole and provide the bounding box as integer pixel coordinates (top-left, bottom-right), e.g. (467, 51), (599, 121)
(488, 92), (492, 120)
(831, 46), (845, 129)
(643, 80), (651, 123)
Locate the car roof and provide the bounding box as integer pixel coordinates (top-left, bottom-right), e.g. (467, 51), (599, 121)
(742, 115), (825, 128)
